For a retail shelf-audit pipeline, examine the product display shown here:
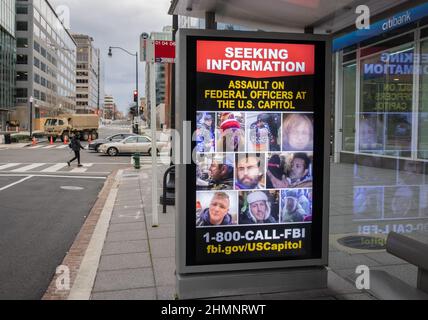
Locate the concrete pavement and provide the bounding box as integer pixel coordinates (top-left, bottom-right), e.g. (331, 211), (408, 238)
(40, 161), (428, 300)
(46, 163), (377, 300)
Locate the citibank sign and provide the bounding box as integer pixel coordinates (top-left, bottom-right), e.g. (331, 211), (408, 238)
(382, 11), (411, 31)
(333, 2), (428, 52)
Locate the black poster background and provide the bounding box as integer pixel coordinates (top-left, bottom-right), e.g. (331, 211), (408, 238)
(185, 36), (326, 267)
(196, 74), (315, 112)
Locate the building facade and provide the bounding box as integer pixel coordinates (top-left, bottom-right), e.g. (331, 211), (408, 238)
(13, 0), (76, 130)
(72, 33), (100, 114)
(103, 94), (115, 120)
(0, 0), (16, 131)
(334, 2), (428, 167)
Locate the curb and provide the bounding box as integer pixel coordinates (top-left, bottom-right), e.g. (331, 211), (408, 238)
(42, 169), (122, 300)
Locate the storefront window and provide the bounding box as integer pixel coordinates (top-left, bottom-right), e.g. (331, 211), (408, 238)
(418, 38), (428, 159)
(342, 62), (356, 151)
(360, 44), (414, 157)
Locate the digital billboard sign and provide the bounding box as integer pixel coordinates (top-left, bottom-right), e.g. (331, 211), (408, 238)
(179, 32), (330, 270)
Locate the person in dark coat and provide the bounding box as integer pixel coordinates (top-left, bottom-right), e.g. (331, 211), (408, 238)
(67, 134), (84, 167)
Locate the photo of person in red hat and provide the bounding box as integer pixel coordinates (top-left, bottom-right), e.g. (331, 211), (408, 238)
(216, 112), (245, 152)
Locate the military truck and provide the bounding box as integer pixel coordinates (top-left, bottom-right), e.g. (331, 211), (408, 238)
(44, 114), (99, 142)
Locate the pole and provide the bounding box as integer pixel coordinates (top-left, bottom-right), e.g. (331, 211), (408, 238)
(150, 62), (158, 227)
(136, 52), (139, 119)
(136, 52), (139, 133)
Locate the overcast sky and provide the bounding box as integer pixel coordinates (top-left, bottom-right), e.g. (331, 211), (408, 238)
(49, 0), (172, 113)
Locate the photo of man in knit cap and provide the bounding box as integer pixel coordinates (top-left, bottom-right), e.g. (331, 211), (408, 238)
(239, 191), (279, 225)
(281, 189), (312, 223)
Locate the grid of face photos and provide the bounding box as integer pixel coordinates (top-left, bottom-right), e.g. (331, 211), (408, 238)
(195, 111), (314, 227)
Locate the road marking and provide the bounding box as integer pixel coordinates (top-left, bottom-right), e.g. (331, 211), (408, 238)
(70, 163), (93, 173)
(42, 145), (56, 149)
(41, 163), (68, 172)
(0, 163), (21, 170)
(28, 145), (42, 149)
(0, 162), (131, 165)
(0, 175), (33, 191)
(0, 171), (111, 175)
(70, 168), (87, 173)
(0, 173), (106, 179)
(57, 145), (69, 149)
(11, 163), (46, 172)
(61, 186), (85, 191)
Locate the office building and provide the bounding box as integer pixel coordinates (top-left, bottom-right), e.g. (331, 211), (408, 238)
(0, 0), (15, 131)
(72, 33), (101, 114)
(103, 94), (115, 120)
(13, 0), (76, 130)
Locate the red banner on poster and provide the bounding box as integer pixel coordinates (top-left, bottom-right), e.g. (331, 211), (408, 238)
(197, 41), (315, 78)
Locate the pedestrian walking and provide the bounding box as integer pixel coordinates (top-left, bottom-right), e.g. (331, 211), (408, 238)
(67, 134), (84, 167)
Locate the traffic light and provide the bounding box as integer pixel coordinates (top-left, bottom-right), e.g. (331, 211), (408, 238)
(133, 90), (138, 103)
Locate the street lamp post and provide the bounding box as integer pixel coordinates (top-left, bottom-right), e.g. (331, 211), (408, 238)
(108, 46), (139, 132)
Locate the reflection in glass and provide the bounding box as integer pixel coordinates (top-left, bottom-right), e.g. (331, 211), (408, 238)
(342, 63), (356, 152)
(353, 187), (383, 220)
(359, 45), (414, 157)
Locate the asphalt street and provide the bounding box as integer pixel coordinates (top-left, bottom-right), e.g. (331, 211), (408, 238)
(0, 175), (104, 299)
(0, 125), (133, 299)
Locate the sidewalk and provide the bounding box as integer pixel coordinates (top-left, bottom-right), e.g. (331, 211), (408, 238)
(89, 166), (175, 300)
(53, 163), (382, 300)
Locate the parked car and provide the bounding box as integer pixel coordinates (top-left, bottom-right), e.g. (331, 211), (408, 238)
(99, 135), (168, 156)
(88, 133), (137, 152)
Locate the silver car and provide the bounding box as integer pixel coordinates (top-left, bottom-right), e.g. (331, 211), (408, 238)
(99, 135), (168, 156)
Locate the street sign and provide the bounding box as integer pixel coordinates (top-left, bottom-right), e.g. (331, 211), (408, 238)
(154, 40), (175, 63)
(176, 29), (331, 298)
(140, 38), (175, 63)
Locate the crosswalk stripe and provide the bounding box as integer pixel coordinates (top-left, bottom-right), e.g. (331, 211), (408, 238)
(28, 146), (42, 149)
(0, 163), (21, 170)
(11, 163), (46, 172)
(56, 145), (68, 149)
(41, 163), (68, 172)
(42, 145), (56, 149)
(69, 163), (93, 173)
(70, 167), (88, 173)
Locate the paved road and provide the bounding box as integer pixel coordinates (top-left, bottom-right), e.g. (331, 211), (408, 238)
(0, 125), (133, 299)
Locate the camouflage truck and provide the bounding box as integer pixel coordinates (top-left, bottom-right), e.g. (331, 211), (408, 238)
(44, 114), (99, 142)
